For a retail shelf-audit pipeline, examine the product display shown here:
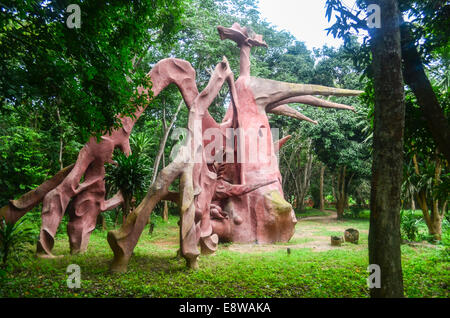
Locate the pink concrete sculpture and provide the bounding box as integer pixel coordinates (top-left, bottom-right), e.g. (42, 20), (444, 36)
(107, 23), (362, 271)
(0, 23), (362, 270)
(210, 23), (361, 244)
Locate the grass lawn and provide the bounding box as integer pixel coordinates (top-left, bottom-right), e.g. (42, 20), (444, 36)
(0, 211), (448, 298)
(295, 208), (333, 218)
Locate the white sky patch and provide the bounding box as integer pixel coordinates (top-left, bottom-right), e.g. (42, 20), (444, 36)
(257, 0), (362, 50)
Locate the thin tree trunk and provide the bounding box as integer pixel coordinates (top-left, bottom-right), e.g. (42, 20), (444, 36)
(430, 153), (443, 240)
(336, 166), (346, 219)
(148, 98), (183, 225)
(162, 151), (169, 222)
(284, 143), (301, 210)
(331, 174), (336, 202)
(410, 192), (415, 211)
(302, 141), (313, 209)
(122, 194), (131, 225)
(320, 164), (325, 211)
(96, 214), (106, 230)
(412, 153), (443, 240)
(295, 140), (313, 212)
(344, 173), (355, 210)
(368, 0), (405, 298)
(151, 98), (184, 184)
(56, 107), (64, 170)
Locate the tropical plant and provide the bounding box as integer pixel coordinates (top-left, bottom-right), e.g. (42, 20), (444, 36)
(403, 91), (449, 241)
(0, 217), (36, 267)
(105, 151), (151, 224)
(400, 210), (422, 242)
(130, 132), (155, 157)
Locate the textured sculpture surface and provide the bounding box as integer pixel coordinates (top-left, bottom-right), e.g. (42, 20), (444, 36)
(0, 23), (362, 270)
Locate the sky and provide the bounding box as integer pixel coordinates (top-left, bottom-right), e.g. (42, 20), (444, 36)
(257, 0), (360, 50)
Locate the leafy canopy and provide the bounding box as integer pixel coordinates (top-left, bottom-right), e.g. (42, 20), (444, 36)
(0, 0), (186, 139)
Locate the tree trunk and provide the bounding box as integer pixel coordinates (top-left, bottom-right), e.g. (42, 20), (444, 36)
(163, 201), (169, 222)
(410, 192), (415, 211)
(149, 98), (183, 225)
(319, 164), (325, 211)
(302, 143), (313, 208)
(331, 174), (336, 202)
(151, 98), (184, 184)
(96, 214), (106, 230)
(400, 22), (450, 162)
(413, 153), (444, 240)
(336, 199), (345, 219)
(56, 107), (64, 170)
(162, 152), (169, 222)
(430, 154), (443, 240)
(429, 211), (442, 241)
(335, 166), (347, 219)
(296, 140), (313, 212)
(368, 0), (405, 298)
(121, 194), (132, 225)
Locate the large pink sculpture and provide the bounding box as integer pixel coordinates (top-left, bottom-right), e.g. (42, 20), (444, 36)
(0, 23), (361, 270)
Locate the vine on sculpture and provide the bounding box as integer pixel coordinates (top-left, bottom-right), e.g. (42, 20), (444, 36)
(0, 23), (362, 270)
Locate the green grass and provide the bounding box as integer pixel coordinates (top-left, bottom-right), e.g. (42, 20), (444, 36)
(295, 208), (332, 218)
(0, 214), (448, 298)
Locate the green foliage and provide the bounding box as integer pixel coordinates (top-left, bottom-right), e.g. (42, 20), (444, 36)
(0, 102), (84, 205)
(0, 218), (36, 267)
(105, 152), (151, 205)
(264, 40), (315, 84)
(345, 205), (364, 219)
(400, 210), (422, 242)
(0, 126), (51, 206)
(404, 90), (449, 159)
(0, 0), (186, 138)
(325, 0), (449, 72)
(130, 132), (156, 158)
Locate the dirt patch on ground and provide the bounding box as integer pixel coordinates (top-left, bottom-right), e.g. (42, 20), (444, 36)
(297, 210), (338, 223)
(151, 240), (179, 249)
(224, 210), (367, 254)
(147, 211), (371, 254)
(224, 238), (350, 254)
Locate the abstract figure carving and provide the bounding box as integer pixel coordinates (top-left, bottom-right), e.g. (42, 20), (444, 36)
(0, 23), (362, 271)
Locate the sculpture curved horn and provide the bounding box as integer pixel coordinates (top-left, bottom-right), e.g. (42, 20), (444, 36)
(267, 104), (318, 124)
(267, 95), (356, 112)
(274, 135), (292, 153)
(247, 77), (363, 109)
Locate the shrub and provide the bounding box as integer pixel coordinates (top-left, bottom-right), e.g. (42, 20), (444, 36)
(400, 210), (422, 241)
(343, 205), (364, 219)
(0, 217), (36, 267)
